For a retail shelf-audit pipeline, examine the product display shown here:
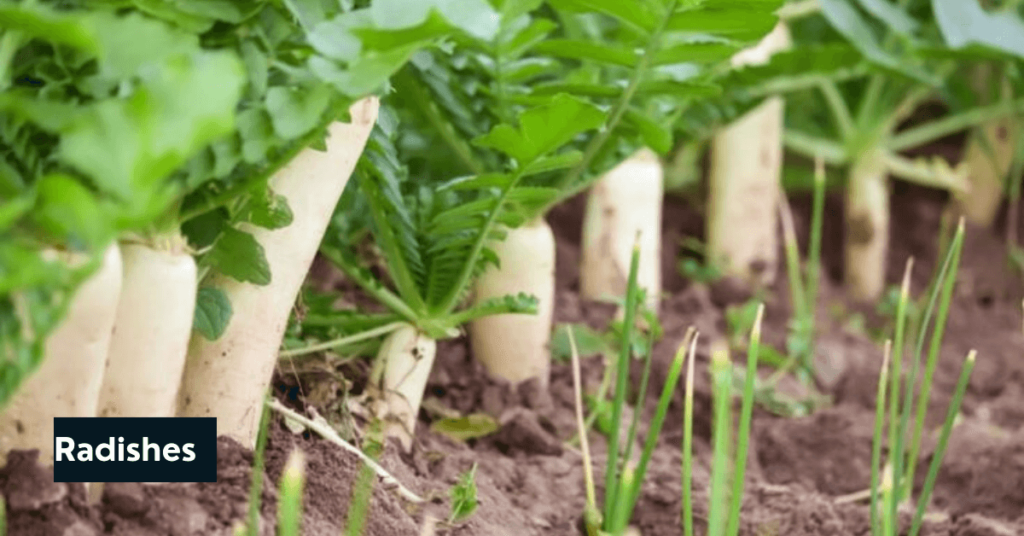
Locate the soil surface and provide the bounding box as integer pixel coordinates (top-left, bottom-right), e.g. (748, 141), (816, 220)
(3, 180), (1024, 535)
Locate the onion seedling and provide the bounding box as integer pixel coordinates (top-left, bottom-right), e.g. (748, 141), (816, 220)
(682, 309), (763, 536)
(277, 449), (306, 536)
(577, 241), (694, 536)
(867, 219), (974, 536)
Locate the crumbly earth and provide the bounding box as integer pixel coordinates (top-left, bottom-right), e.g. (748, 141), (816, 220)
(3, 179), (1024, 535)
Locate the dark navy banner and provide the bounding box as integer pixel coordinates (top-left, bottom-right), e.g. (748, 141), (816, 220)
(53, 417), (216, 483)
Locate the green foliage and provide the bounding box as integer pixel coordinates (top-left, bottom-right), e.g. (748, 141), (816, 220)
(869, 222), (973, 536)
(430, 414), (500, 442)
(193, 287), (233, 341)
(448, 463), (480, 524)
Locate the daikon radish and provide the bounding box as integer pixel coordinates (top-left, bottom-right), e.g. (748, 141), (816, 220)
(580, 148), (663, 311)
(957, 119), (1016, 226)
(376, 324), (437, 451)
(468, 217), (556, 386)
(707, 22), (791, 287)
(177, 97), (379, 448)
(0, 244), (122, 466)
(98, 236), (196, 418)
(845, 148), (889, 302)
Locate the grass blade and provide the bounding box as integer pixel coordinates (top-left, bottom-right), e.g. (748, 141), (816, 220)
(908, 350), (975, 536)
(625, 330), (692, 524)
(904, 219), (964, 488)
(248, 397), (272, 536)
(681, 330), (699, 536)
(887, 260), (914, 524)
(869, 340), (893, 536)
(726, 304), (764, 536)
(605, 237), (643, 526)
(708, 341), (733, 536)
(277, 449), (306, 536)
(568, 326), (602, 532)
(619, 329), (657, 492)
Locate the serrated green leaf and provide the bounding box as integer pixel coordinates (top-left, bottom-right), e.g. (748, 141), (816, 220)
(206, 227), (272, 285)
(193, 286), (233, 340)
(665, 5), (779, 41)
(532, 39), (637, 66)
(265, 85), (332, 139)
(551, 322), (611, 362)
(623, 108), (673, 154)
(548, 0), (661, 33)
(473, 93), (606, 164)
(448, 463), (479, 523)
(247, 187), (295, 230)
(652, 42), (739, 66)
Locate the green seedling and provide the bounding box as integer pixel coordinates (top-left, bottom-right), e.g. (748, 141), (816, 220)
(278, 449), (306, 536)
(345, 421), (383, 536)
(448, 463), (479, 524)
(868, 219), (975, 536)
(683, 308), (764, 536)
(246, 398), (272, 536)
(573, 241), (692, 536)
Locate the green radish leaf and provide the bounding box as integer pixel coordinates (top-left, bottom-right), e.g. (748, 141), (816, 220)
(369, 0), (500, 41)
(448, 463), (479, 523)
(206, 227), (272, 285)
(266, 85), (332, 140)
(652, 42), (738, 66)
(817, 0), (901, 70)
(665, 4), (780, 41)
(0, 195), (34, 231)
(622, 108), (673, 155)
(551, 323), (611, 362)
(473, 94), (606, 165)
(532, 39), (637, 67)
(193, 286), (233, 340)
(30, 174), (113, 250)
(247, 187), (295, 230)
(430, 414), (500, 441)
(548, 0), (661, 33)
(854, 0), (918, 36)
(181, 208), (228, 249)
(932, 0), (1024, 58)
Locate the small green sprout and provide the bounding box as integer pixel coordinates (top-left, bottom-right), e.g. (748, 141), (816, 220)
(278, 449), (306, 536)
(449, 463), (479, 524)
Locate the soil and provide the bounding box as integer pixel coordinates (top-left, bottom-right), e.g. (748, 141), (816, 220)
(3, 178), (1024, 535)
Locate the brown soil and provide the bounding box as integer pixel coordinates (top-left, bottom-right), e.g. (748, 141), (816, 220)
(3, 181), (1024, 535)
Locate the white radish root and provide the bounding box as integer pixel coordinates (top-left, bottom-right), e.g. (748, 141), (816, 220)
(0, 244), (123, 466)
(376, 324), (437, 451)
(845, 148), (890, 302)
(98, 237), (197, 418)
(707, 22), (791, 287)
(957, 119), (1017, 226)
(469, 217), (556, 387)
(580, 148), (663, 311)
(177, 97), (380, 448)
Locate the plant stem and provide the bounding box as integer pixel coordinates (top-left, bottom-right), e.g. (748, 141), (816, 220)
(707, 342), (733, 536)
(681, 331), (698, 536)
(247, 398), (271, 536)
(726, 305), (763, 536)
(869, 341), (893, 536)
(277, 450), (305, 536)
(883, 152), (966, 191)
(604, 240), (642, 526)
(887, 261), (914, 526)
(319, 246), (421, 324)
(783, 130), (847, 165)
(908, 351), (975, 536)
(279, 322), (406, 358)
(806, 158), (826, 336)
(903, 220), (964, 493)
(819, 80), (855, 140)
(888, 97), (1024, 152)
(568, 327), (600, 522)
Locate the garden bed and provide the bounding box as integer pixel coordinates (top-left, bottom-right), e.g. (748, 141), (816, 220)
(3, 180), (1023, 536)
